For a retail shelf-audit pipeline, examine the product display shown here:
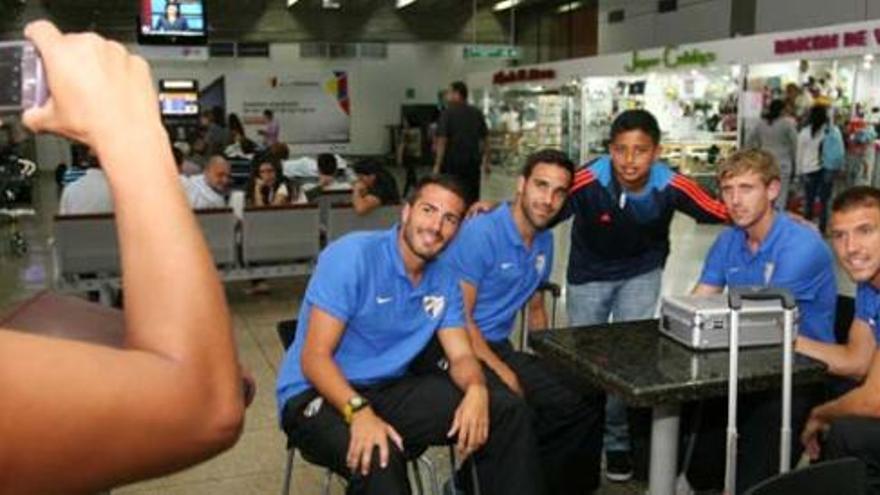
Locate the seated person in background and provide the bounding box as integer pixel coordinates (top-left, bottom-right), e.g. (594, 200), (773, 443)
(245, 155), (305, 206)
(183, 155), (230, 209)
(351, 159), (400, 215)
(199, 109), (230, 157)
(276, 176), (543, 495)
(303, 153), (349, 202)
(440, 149), (605, 494)
(802, 187), (880, 494)
(686, 149), (837, 492)
(59, 147), (114, 214)
(2, 20), (244, 493)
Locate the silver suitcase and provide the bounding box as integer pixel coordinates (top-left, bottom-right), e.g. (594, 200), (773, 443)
(659, 291), (799, 350)
(724, 288), (797, 495)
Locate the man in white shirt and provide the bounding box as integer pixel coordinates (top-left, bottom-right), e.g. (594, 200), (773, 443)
(58, 155), (113, 215)
(183, 155), (230, 209)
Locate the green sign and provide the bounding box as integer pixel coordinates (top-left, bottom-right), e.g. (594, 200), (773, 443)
(464, 45), (520, 60)
(623, 46), (717, 73)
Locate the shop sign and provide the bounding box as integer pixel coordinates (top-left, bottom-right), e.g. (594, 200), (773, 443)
(774, 27), (880, 55)
(492, 68), (556, 85)
(623, 46), (717, 73)
(464, 45), (520, 59)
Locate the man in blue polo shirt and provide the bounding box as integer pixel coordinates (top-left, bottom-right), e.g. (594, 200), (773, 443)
(276, 176), (543, 495)
(801, 186), (880, 494)
(686, 149), (836, 492)
(442, 149), (605, 494)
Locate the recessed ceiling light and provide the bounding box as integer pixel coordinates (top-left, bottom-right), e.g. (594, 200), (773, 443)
(493, 0), (521, 12)
(396, 0), (417, 8)
(556, 1), (582, 13)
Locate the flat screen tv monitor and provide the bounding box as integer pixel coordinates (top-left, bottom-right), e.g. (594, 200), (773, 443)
(138, 0), (207, 45)
(159, 91), (199, 117)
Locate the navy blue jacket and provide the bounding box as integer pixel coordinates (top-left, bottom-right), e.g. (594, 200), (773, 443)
(559, 156), (728, 283)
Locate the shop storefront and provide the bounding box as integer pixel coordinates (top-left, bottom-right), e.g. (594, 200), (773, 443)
(468, 19), (880, 189)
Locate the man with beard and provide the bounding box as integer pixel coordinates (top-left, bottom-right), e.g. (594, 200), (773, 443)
(183, 155), (230, 209)
(801, 187), (880, 495)
(440, 149), (606, 494)
(685, 149), (836, 492)
(276, 175), (543, 495)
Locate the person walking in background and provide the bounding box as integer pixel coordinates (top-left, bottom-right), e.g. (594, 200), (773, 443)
(258, 109), (280, 147)
(433, 81), (490, 205)
(746, 99), (798, 208)
(797, 104), (845, 233)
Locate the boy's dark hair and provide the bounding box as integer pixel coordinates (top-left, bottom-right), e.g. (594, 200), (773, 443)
(450, 81), (468, 101)
(353, 159), (381, 177)
(831, 186), (880, 215)
(406, 174), (467, 207)
(610, 109), (661, 145)
(522, 149), (575, 180)
(317, 153), (338, 176)
(263, 109), (273, 118)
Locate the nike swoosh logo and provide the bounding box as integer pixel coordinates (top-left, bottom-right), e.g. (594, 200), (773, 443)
(376, 297), (393, 304)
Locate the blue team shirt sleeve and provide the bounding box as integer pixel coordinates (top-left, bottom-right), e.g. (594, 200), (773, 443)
(304, 241), (362, 323)
(438, 278), (466, 331)
(856, 284), (878, 327)
(698, 232), (728, 287)
(444, 219), (493, 287)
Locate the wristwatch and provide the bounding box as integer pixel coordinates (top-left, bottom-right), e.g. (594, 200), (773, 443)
(343, 395), (370, 424)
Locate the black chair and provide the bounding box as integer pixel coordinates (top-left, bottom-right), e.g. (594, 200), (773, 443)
(276, 319), (442, 495)
(516, 281), (562, 352)
(834, 294), (856, 344)
(743, 457), (866, 495)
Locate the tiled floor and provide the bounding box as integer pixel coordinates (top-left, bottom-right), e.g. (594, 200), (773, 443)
(0, 167), (854, 495)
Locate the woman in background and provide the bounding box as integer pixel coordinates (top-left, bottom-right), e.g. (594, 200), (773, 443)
(746, 99), (798, 208)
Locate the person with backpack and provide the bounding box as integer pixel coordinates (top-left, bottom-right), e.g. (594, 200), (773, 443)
(797, 104), (845, 233)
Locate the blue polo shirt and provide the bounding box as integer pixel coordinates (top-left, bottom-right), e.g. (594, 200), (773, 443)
(275, 226), (465, 413)
(699, 212), (837, 342)
(855, 282), (880, 340)
(442, 202), (553, 343)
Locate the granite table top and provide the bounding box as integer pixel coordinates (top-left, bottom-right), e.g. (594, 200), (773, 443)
(529, 319), (827, 407)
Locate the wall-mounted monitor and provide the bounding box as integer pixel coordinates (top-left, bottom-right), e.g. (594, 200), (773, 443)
(159, 79), (199, 117)
(138, 0), (207, 45)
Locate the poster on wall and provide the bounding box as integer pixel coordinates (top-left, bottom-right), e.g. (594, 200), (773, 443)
(236, 71), (351, 144)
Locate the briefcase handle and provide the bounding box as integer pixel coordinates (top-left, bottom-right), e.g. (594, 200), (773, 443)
(728, 287), (797, 310)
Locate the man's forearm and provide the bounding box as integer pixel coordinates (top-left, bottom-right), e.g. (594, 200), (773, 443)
(797, 336), (872, 380)
(448, 353), (486, 392)
(302, 354), (361, 413)
(433, 140), (447, 172)
(813, 386), (880, 423)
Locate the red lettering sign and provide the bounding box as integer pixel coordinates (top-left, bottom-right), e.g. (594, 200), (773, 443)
(844, 30), (867, 47)
(492, 68), (556, 85)
(774, 33), (840, 55)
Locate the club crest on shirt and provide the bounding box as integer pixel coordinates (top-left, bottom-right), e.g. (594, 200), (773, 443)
(535, 254), (546, 274)
(423, 295), (445, 319)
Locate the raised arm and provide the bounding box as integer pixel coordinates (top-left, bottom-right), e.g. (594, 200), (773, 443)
(0, 21), (243, 493)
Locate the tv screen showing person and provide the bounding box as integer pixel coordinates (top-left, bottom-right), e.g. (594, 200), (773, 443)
(140, 0), (204, 36)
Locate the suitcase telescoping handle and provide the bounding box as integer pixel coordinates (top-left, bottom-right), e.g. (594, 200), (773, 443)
(728, 287), (797, 310)
(724, 288), (797, 495)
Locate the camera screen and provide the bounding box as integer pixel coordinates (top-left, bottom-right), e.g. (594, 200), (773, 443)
(0, 44), (23, 108)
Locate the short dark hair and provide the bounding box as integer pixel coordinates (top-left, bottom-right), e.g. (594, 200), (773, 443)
(317, 153), (338, 176)
(353, 159), (381, 176)
(406, 174), (467, 207)
(521, 149), (575, 179)
(831, 186), (880, 215)
(610, 109), (661, 145)
(263, 109), (273, 118)
(450, 81), (468, 101)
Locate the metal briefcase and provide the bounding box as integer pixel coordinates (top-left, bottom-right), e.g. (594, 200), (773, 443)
(659, 290), (799, 350)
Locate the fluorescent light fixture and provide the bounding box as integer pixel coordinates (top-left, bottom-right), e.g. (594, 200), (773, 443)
(556, 1), (582, 13)
(396, 0), (417, 8)
(287, 0), (299, 6)
(493, 0), (520, 12)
